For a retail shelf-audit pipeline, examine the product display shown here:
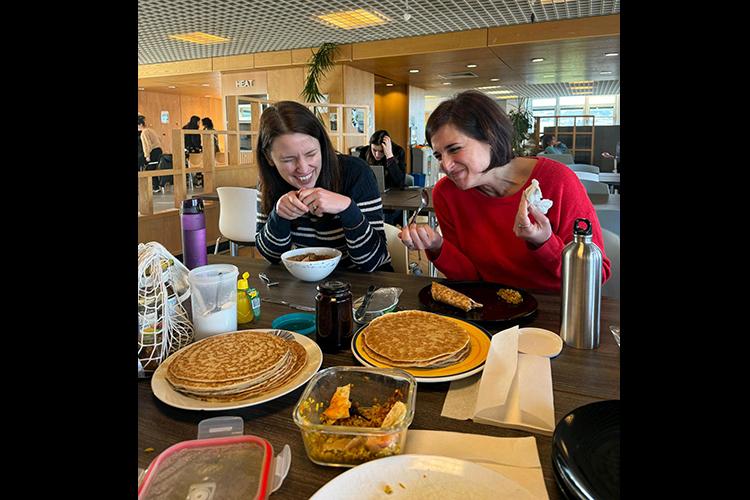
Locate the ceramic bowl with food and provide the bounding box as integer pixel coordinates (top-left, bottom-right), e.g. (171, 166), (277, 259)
(293, 366), (417, 467)
(280, 247), (342, 282)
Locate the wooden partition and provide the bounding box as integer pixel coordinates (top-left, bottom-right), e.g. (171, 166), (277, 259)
(534, 115), (596, 164)
(138, 98), (370, 216)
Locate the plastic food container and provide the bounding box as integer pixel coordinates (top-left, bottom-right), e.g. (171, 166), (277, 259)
(293, 366), (417, 467)
(352, 287), (402, 325)
(138, 435), (277, 500)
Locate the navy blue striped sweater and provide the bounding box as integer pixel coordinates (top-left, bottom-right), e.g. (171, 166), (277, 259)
(256, 155), (392, 272)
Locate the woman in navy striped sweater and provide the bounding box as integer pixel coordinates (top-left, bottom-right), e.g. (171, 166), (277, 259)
(255, 101), (392, 273)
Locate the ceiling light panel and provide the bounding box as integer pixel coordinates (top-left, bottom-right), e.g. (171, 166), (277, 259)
(317, 9), (389, 30)
(168, 32), (229, 44)
(138, 1), (620, 64)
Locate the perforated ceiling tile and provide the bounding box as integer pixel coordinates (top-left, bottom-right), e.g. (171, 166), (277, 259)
(138, 0), (620, 65)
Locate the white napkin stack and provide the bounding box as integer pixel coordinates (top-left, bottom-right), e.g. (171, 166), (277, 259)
(404, 430), (549, 499)
(442, 326), (555, 436)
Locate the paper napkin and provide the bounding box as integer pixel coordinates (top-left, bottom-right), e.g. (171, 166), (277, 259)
(404, 430), (549, 499)
(441, 326), (555, 436)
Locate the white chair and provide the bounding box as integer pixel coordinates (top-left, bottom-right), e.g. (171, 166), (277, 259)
(216, 187), (258, 256)
(580, 179), (610, 195)
(601, 228), (620, 299)
(575, 171), (600, 182)
(383, 223), (408, 274)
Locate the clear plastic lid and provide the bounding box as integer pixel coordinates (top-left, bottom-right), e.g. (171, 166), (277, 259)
(138, 435), (273, 500)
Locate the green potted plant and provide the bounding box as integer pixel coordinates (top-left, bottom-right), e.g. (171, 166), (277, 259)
(301, 43), (337, 120)
(507, 98), (535, 157)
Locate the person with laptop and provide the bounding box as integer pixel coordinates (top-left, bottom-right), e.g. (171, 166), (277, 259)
(255, 101), (392, 273)
(357, 130), (408, 225)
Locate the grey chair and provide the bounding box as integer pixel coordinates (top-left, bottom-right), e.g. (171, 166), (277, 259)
(596, 208), (620, 236)
(538, 153), (574, 164)
(601, 228), (620, 299)
(580, 179), (610, 195)
(568, 163), (600, 174)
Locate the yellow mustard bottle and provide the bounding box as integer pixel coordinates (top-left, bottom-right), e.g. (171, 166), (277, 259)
(237, 272), (254, 327)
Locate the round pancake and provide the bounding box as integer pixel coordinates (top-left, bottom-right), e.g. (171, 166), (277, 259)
(361, 339), (470, 368)
(167, 331), (290, 383)
(361, 310), (470, 363)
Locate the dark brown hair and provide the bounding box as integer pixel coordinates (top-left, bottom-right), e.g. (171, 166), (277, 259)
(257, 101), (341, 214)
(425, 90), (514, 170)
(364, 129), (391, 165)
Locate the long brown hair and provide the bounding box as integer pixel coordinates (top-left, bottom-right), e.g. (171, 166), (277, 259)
(257, 101), (341, 214)
(426, 90), (514, 171)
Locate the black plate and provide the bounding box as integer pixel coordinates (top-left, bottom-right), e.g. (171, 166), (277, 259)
(552, 400), (620, 500)
(417, 280), (538, 326)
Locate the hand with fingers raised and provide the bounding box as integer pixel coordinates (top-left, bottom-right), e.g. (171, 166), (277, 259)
(514, 194), (553, 248)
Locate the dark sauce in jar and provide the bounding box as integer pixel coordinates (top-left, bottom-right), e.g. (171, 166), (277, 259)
(315, 281), (353, 353)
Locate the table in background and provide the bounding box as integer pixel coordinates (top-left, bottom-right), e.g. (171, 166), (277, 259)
(598, 172), (620, 193)
(138, 255), (620, 499)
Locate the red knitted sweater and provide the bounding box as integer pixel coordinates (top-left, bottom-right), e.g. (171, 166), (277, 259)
(427, 157), (611, 293)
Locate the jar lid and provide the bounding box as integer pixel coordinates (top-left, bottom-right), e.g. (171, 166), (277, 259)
(317, 280), (351, 294)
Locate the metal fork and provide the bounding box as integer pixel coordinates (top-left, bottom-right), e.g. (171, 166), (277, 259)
(258, 273), (279, 287)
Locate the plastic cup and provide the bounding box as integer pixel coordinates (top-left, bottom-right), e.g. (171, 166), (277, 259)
(188, 264), (239, 340)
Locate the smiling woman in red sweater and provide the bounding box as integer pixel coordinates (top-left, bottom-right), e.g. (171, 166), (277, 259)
(399, 90), (610, 293)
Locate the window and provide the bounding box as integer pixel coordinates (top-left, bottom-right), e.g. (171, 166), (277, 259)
(589, 106), (614, 125)
(558, 107), (584, 126)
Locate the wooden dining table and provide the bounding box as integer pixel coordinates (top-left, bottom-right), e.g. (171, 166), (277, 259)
(138, 255), (620, 499)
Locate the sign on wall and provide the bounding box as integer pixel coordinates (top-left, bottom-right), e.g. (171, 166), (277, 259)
(160, 111), (169, 124)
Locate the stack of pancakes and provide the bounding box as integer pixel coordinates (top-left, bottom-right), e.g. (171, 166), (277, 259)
(165, 331), (307, 402)
(360, 310), (471, 369)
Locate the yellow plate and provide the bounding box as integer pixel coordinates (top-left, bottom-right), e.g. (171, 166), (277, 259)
(351, 315), (493, 383)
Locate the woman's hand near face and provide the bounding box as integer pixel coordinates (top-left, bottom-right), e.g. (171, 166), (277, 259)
(399, 224), (443, 253)
(275, 190), (310, 220)
(514, 195), (553, 247)
(382, 136), (394, 159)
(297, 187), (351, 217)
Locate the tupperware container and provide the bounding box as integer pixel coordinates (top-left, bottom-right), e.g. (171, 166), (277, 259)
(138, 435), (281, 500)
(352, 287), (402, 325)
(272, 312), (316, 336)
(293, 366), (417, 467)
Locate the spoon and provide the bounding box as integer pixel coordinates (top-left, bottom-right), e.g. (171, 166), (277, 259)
(355, 285), (377, 322)
(259, 273), (279, 287)
(609, 325), (620, 347)
(407, 189), (430, 226)
(206, 272), (223, 315)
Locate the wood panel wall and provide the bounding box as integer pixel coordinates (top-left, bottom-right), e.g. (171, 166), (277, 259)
(374, 86), (409, 170)
(138, 91), (226, 154)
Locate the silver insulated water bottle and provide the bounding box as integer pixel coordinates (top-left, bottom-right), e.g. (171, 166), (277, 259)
(560, 218), (602, 349)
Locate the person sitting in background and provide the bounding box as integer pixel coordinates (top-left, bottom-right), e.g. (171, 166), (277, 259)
(255, 101), (392, 273)
(357, 130), (411, 226)
(399, 90), (610, 293)
(138, 115), (163, 193)
(201, 117), (220, 154)
(541, 134), (569, 155)
(183, 115), (203, 155)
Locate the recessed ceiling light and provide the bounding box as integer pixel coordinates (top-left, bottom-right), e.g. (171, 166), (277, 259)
(486, 90), (512, 95)
(600, 71), (612, 75)
(168, 85), (176, 89)
(138, 87), (145, 91)
(543, 74), (554, 78)
(442, 82), (452, 85)
(204, 95), (212, 98)
(409, 69), (420, 73)
(466, 64), (477, 68)
(490, 78), (500, 82)
(168, 32), (229, 45)
(317, 9), (389, 29)
(386, 83), (394, 87)
(604, 52), (619, 57)
(531, 58), (544, 63)
(201, 83), (210, 87)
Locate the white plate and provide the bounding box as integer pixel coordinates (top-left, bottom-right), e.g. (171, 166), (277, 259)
(310, 454), (536, 500)
(517, 327), (563, 358)
(150, 330), (322, 411)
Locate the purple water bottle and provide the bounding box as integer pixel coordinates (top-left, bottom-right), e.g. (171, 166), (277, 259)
(180, 198), (208, 269)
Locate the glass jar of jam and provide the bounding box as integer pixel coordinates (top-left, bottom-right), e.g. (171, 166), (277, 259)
(315, 280), (353, 353)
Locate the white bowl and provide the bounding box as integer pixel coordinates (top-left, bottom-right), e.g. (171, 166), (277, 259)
(281, 247), (342, 282)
